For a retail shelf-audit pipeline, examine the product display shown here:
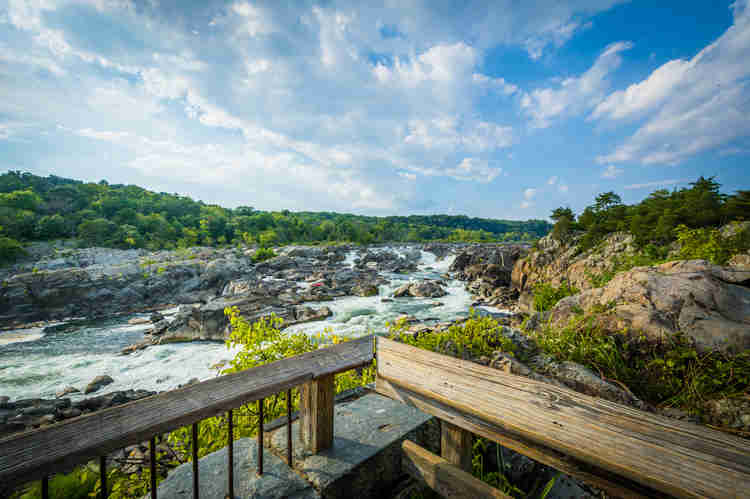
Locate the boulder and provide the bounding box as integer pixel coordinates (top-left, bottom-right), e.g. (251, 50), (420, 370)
(549, 260), (750, 353)
(393, 280), (447, 298)
(293, 306), (333, 323)
(56, 386), (80, 398)
(351, 283), (379, 297)
(84, 375), (114, 394)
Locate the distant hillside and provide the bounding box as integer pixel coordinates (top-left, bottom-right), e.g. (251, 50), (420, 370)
(0, 171), (551, 263)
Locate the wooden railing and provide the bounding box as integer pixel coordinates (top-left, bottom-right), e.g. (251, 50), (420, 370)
(3, 335), (750, 499)
(0, 336), (374, 498)
(375, 337), (750, 499)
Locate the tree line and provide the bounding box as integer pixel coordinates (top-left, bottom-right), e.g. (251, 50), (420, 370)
(549, 176), (749, 256)
(0, 171), (550, 263)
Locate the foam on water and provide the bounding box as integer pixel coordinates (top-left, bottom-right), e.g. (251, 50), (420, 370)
(0, 327), (46, 346)
(0, 247), (472, 401)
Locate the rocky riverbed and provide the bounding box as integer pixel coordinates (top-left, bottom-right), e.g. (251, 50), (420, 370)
(0, 243), (524, 404)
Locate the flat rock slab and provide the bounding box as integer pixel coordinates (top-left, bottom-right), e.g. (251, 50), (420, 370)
(268, 393), (436, 498)
(154, 437), (318, 499)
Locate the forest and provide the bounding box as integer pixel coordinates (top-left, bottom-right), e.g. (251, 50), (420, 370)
(0, 171), (550, 263)
(549, 176), (750, 262)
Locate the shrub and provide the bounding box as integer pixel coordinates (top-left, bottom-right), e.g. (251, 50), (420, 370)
(0, 236), (25, 265)
(674, 223), (750, 265)
(251, 247), (276, 263)
(532, 282), (578, 312)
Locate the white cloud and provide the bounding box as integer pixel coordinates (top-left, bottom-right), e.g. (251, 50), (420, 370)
(521, 41), (632, 128)
(523, 187), (537, 200)
(445, 158), (501, 183)
(596, 0), (750, 165)
(231, 1), (272, 37)
(547, 175), (558, 185)
(520, 200), (534, 209)
(601, 164), (623, 178)
(403, 117), (514, 152)
(523, 20), (592, 60)
(558, 184), (569, 193)
(472, 73), (518, 95)
(623, 179), (689, 190)
(398, 171), (417, 181)
(373, 42), (477, 87)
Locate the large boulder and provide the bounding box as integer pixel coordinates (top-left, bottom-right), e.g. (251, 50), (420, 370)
(84, 375), (114, 394)
(549, 260), (750, 353)
(393, 281), (447, 298)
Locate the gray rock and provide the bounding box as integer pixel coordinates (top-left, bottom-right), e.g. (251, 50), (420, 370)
(56, 386), (80, 398)
(84, 375), (114, 394)
(393, 280), (447, 298)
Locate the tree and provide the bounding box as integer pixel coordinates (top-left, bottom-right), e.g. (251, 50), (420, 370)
(550, 207), (575, 223)
(36, 214), (69, 239)
(593, 191), (622, 213)
(0, 189), (42, 211)
(78, 218), (117, 246)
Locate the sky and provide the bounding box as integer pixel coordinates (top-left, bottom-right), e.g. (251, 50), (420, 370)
(0, 0), (749, 220)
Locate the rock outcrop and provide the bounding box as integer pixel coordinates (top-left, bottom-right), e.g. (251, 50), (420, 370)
(393, 280), (447, 298)
(548, 259), (750, 353)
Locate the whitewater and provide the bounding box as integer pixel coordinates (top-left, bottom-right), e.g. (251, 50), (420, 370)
(0, 249), (498, 402)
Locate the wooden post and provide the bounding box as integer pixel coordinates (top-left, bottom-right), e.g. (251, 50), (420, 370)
(300, 374), (334, 453)
(441, 420), (472, 472)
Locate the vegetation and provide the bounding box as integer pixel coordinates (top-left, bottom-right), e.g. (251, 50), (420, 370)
(0, 171), (550, 265)
(11, 309), (374, 499)
(251, 247), (276, 262)
(529, 313), (750, 414)
(531, 282), (578, 312)
(549, 177), (749, 252)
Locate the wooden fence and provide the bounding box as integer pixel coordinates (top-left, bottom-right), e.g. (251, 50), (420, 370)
(0, 336), (374, 498)
(2, 334), (750, 499)
(375, 336), (750, 499)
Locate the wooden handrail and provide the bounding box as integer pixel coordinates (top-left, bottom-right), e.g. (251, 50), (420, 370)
(375, 336), (750, 499)
(0, 335), (374, 491)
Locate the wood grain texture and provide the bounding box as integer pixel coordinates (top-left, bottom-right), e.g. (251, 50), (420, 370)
(402, 440), (510, 499)
(0, 336), (373, 489)
(441, 421), (472, 472)
(300, 374), (335, 453)
(376, 337), (750, 499)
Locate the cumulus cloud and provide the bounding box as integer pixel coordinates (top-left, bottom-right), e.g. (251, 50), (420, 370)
(403, 117), (514, 152)
(523, 187), (537, 200)
(444, 158), (501, 183)
(601, 164), (623, 178)
(595, 0), (750, 165)
(521, 41), (632, 128)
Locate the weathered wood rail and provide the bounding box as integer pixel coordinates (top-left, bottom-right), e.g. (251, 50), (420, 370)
(3, 334), (750, 499)
(0, 336), (374, 498)
(375, 337), (750, 499)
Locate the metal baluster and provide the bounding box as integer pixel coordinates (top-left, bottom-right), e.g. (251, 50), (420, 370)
(41, 476), (49, 499)
(150, 437), (157, 499)
(227, 410), (234, 499)
(257, 398), (264, 476)
(100, 456), (107, 499)
(286, 389), (293, 467)
(192, 422), (199, 499)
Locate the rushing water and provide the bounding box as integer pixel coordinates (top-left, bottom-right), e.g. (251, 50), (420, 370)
(0, 248), (498, 402)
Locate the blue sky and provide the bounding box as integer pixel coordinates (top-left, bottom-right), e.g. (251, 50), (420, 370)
(0, 0), (748, 220)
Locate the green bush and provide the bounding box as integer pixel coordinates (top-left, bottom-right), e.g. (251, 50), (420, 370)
(674, 223), (750, 265)
(389, 310), (517, 360)
(0, 236), (25, 265)
(251, 247), (276, 262)
(532, 282), (578, 312)
(528, 314), (750, 412)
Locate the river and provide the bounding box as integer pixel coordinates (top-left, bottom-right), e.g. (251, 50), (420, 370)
(0, 248), (502, 402)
